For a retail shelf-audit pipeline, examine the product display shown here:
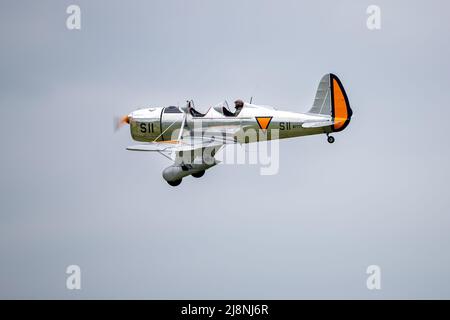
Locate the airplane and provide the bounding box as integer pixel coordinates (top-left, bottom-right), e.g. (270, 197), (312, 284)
(116, 73), (353, 186)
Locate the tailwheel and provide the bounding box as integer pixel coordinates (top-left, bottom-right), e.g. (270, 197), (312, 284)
(167, 179), (182, 187)
(192, 170), (205, 178)
(327, 135), (335, 144)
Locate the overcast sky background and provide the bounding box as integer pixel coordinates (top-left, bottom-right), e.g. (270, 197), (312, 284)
(1, 0), (450, 299)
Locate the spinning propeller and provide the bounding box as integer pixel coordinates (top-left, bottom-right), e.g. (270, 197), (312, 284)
(114, 115), (130, 132)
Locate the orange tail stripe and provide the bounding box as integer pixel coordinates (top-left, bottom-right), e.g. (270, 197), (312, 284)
(332, 78), (348, 131)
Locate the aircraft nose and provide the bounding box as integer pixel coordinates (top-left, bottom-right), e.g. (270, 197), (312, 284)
(126, 113), (133, 122)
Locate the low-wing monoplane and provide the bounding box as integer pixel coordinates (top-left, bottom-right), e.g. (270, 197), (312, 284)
(116, 73), (353, 186)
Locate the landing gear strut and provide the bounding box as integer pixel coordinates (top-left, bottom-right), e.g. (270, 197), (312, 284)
(327, 134), (335, 144)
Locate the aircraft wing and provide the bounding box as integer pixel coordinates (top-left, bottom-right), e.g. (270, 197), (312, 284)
(126, 123), (247, 152)
(127, 136), (226, 164)
(126, 138), (225, 153)
(126, 121), (260, 165)
(127, 142), (180, 152)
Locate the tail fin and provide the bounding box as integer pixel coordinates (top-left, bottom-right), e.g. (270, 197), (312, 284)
(308, 73), (353, 132)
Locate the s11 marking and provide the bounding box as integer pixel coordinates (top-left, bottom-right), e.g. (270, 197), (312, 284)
(139, 122), (154, 133)
(279, 122), (291, 130)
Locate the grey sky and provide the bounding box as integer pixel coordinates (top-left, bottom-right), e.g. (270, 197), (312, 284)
(1, 0), (450, 298)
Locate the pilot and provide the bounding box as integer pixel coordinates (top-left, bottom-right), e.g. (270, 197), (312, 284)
(234, 99), (244, 116)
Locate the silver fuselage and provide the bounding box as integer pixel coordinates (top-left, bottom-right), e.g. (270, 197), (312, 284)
(128, 103), (332, 143)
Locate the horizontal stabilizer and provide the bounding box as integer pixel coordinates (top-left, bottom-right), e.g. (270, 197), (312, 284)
(302, 121), (334, 129)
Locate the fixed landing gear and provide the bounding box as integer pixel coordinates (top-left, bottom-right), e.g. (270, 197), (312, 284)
(326, 134), (335, 144)
(167, 179), (182, 187)
(164, 169), (207, 186)
(192, 170), (205, 178)
(165, 170), (205, 186)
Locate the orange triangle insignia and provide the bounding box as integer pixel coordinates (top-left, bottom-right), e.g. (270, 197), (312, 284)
(255, 116), (273, 130)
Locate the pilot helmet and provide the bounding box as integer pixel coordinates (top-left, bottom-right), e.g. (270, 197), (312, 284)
(234, 99), (244, 109)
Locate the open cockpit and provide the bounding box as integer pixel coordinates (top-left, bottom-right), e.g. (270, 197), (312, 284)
(187, 100), (245, 118)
